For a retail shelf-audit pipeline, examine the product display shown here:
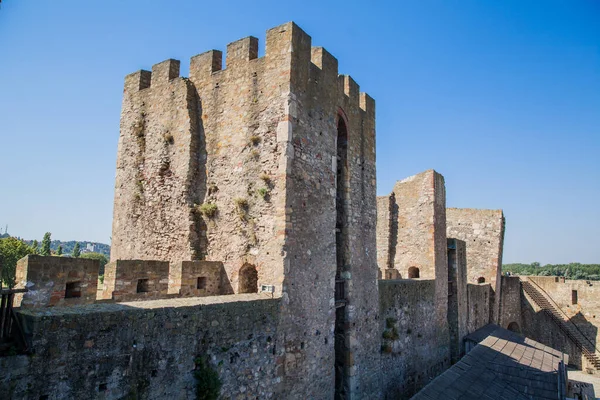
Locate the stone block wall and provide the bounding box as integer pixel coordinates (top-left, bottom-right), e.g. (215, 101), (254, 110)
(466, 283), (491, 334)
(446, 208), (505, 323)
(520, 288), (587, 369)
(390, 170), (447, 282)
(101, 260), (170, 302)
(520, 276), (600, 369)
(0, 294), (281, 399)
(498, 276), (522, 331)
(110, 22), (379, 399)
(447, 238), (468, 364)
(14, 255), (99, 308)
(376, 194), (395, 274)
(168, 260), (233, 297)
(379, 280), (450, 399)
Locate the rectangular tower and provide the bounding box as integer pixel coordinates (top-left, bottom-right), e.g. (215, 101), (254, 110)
(110, 22), (379, 399)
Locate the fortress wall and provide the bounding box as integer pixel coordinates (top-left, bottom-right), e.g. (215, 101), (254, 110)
(101, 260), (170, 302)
(447, 238), (468, 364)
(498, 276), (522, 330)
(466, 283), (491, 334)
(392, 170), (447, 281)
(520, 289), (586, 369)
(187, 28), (296, 296)
(111, 60), (201, 263)
(446, 208), (505, 323)
(379, 280), (450, 399)
(522, 276), (600, 366)
(376, 195), (393, 273)
(0, 295), (281, 399)
(169, 260), (232, 297)
(14, 255), (99, 308)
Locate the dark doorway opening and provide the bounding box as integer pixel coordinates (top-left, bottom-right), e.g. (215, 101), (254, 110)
(408, 267), (420, 279)
(334, 114), (349, 400)
(238, 263), (258, 294)
(507, 321), (521, 334)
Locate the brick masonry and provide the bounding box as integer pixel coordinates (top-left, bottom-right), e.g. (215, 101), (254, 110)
(14, 255), (99, 308)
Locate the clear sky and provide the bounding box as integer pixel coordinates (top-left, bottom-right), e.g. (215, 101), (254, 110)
(0, 1), (598, 264)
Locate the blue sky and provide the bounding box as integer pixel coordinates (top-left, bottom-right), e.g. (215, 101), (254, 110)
(0, 1), (598, 264)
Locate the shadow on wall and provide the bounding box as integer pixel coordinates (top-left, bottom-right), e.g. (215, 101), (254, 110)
(521, 298), (598, 370)
(5, 294), (280, 399)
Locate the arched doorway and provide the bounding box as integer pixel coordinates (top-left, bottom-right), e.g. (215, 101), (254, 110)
(238, 263), (258, 293)
(477, 277), (486, 284)
(408, 267), (420, 279)
(507, 321), (521, 334)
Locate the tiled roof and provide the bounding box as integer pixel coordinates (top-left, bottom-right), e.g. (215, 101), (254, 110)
(412, 325), (567, 400)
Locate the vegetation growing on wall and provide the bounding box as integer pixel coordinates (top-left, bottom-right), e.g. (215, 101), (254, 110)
(503, 262), (600, 281)
(194, 356), (222, 400)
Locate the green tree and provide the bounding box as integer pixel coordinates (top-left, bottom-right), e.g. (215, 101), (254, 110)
(31, 240), (39, 254)
(56, 245), (63, 256)
(0, 237), (35, 288)
(72, 242), (80, 258)
(40, 232), (51, 256)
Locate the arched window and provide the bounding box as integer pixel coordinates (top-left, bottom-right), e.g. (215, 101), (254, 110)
(477, 277), (486, 284)
(507, 322), (521, 334)
(408, 267), (420, 279)
(238, 263), (258, 293)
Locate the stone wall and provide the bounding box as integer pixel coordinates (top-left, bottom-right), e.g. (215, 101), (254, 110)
(14, 255), (99, 308)
(447, 238), (468, 364)
(376, 194), (393, 274)
(379, 280), (450, 399)
(390, 170), (447, 281)
(520, 288), (587, 369)
(521, 276), (600, 369)
(101, 260), (171, 302)
(466, 283), (491, 334)
(498, 276), (522, 331)
(110, 23), (380, 398)
(446, 208), (505, 323)
(0, 294), (281, 399)
(168, 260), (233, 297)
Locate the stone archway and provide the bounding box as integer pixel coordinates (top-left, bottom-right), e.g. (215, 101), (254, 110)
(238, 263), (258, 293)
(408, 267), (420, 279)
(507, 321), (521, 334)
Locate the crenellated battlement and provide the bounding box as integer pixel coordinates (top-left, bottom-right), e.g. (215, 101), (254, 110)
(14, 256), (233, 307)
(123, 22), (375, 116)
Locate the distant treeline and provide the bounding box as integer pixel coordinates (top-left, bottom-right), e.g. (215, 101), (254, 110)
(503, 263), (600, 281)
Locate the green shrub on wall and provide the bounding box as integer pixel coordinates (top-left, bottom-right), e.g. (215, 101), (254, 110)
(194, 356), (222, 400)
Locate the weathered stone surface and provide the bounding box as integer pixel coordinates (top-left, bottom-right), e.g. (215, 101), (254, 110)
(446, 207), (505, 323)
(169, 260), (232, 297)
(447, 238), (468, 364)
(521, 276), (600, 370)
(14, 255), (99, 308)
(1, 294), (280, 399)
(379, 280), (450, 398)
(109, 21), (380, 399)
(101, 260), (171, 302)
(467, 282), (491, 334)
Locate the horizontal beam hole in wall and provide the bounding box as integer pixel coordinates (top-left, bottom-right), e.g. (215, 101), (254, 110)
(65, 281), (82, 298)
(137, 279), (150, 293)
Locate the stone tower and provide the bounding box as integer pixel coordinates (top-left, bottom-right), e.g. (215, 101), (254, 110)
(111, 22), (380, 399)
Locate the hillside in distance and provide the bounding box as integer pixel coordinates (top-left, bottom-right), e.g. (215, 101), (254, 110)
(0, 233), (110, 257)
